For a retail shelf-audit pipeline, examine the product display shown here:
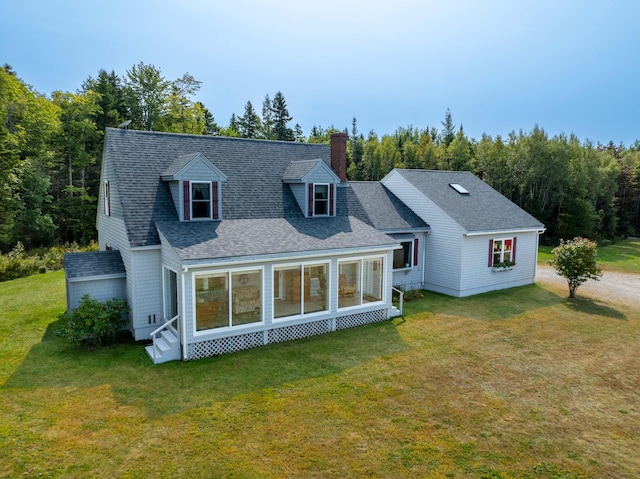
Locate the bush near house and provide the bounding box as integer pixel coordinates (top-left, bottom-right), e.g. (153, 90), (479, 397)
(57, 294), (129, 347)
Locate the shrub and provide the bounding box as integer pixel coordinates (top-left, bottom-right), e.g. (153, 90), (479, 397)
(58, 295), (129, 347)
(549, 237), (602, 298)
(404, 289), (424, 302)
(0, 242), (42, 282)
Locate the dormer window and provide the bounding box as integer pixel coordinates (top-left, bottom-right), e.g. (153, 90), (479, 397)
(192, 182), (211, 218)
(183, 180), (219, 221)
(307, 183), (334, 217)
(314, 184), (329, 215)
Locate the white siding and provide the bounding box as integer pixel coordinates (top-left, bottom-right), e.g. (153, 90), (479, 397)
(459, 231), (540, 296)
(182, 159), (224, 180)
(289, 184), (306, 213)
(181, 248), (395, 345)
(168, 181), (180, 214)
(66, 276), (126, 312)
(130, 248), (163, 340)
(391, 234), (427, 291)
(308, 168), (337, 183)
(383, 171), (464, 295)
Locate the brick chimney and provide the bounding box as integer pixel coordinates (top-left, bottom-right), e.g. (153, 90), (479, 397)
(330, 132), (348, 183)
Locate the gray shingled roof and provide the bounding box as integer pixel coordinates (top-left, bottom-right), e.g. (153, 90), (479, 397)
(394, 169), (545, 233)
(104, 128), (333, 248)
(282, 159), (324, 182)
(64, 251), (125, 279)
(156, 216), (396, 261)
(161, 152), (202, 178)
(348, 182), (430, 232)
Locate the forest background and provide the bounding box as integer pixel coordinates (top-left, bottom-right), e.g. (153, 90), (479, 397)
(1, 62), (639, 254)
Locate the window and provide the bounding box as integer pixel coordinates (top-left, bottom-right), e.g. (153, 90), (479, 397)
(314, 184), (328, 215)
(103, 180), (111, 216)
(273, 262), (328, 319)
(338, 256), (384, 309)
(307, 183), (334, 217)
(393, 241), (413, 269)
(195, 269), (262, 331)
(192, 182), (211, 219)
(184, 181), (219, 221)
(489, 237), (517, 267)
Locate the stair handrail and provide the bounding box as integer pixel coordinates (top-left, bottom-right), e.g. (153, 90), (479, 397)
(392, 287), (404, 316)
(149, 314), (179, 362)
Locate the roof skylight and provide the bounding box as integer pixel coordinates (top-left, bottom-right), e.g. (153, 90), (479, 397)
(449, 183), (470, 195)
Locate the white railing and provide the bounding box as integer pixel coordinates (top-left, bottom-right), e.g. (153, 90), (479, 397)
(392, 287), (404, 317)
(149, 314), (179, 362)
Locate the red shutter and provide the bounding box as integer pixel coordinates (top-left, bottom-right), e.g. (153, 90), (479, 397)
(211, 181), (219, 220)
(413, 238), (419, 266)
(329, 184), (335, 216)
(183, 181), (190, 221)
(308, 183), (314, 217)
(488, 239), (494, 267)
(512, 237), (517, 264)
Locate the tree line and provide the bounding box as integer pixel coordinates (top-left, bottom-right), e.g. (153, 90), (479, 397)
(1, 63), (639, 253)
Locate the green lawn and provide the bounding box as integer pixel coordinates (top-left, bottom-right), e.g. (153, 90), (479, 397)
(1, 243), (639, 478)
(539, 237), (640, 274)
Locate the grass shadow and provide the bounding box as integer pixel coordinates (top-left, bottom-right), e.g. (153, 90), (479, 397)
(3, 317), (409, 418)
(565, 297), (627, 320)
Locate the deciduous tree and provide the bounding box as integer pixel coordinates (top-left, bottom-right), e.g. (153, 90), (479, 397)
(549, 237), (602, 298)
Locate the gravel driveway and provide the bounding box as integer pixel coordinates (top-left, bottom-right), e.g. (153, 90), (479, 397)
(536, 264), (639, 307)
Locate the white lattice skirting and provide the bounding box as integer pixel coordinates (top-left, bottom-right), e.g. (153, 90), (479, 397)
(187, 309), (388, 360)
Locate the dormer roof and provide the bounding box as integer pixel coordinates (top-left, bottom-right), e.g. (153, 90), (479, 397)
(161, 152), (228, 182)
(282, 159), (340, 183)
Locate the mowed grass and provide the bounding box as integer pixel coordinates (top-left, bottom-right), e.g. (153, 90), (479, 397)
(1, 243), (639, 478)
(539, 237), (640, 274)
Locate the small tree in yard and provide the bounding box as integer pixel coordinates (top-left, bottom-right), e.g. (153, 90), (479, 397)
(549, 237), (602, 298)
(58, 295), (128, 346)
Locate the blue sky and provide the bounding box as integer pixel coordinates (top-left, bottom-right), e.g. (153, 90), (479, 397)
(2, 0), (639, 145)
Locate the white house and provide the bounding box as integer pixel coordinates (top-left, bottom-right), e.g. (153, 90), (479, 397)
(381, 169), (545, 297)
(64, 129), (544, 363)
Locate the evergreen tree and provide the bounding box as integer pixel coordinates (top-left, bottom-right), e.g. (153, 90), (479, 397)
(270, 91), (294, 141)
(237, 101), (261, 138)
(198, 102), (219, 135)
(261, 94), (273, 139)
(440, 108), (456, 147)
(293, 123), (305, 142)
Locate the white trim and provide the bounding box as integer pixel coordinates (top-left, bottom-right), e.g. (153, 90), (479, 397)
(272, 260), (330, 322)
(337, 254), (386, 311)
(464, 228), (545, 237)
(67, 273), (126, 283)
(190, 180), (214, 220)
(181, 244), (397, 269)
(313, 183), (330, 217)
(392, 239), (414, 270)
(131, 245), (162, 251)
(192, 265), (265, 336)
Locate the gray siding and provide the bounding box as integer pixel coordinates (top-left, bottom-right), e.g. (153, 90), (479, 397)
(66, 276), (126, 312)
(459, 231), (539, 296)
(383, 171), (464, 294)
(308, 168), (337, 183)
(289, 184), (306, 213)
(391, 234), (427, 291)
(182, 160), (223, 180)
(130, 248), (163, 340)
(181, 248), (395, 346)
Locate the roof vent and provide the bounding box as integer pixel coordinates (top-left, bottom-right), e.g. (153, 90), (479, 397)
(449, 183), (470, 195)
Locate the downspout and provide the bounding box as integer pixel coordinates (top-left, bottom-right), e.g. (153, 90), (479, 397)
(181, 269), (188, 360)
(422, 232), (428, 287)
